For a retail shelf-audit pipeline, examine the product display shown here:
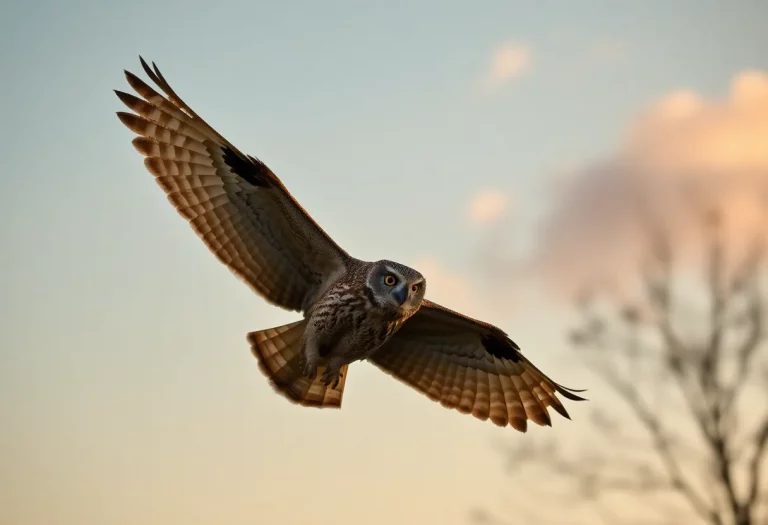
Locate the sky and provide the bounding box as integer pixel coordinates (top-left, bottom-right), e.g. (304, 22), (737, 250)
(2, 1), (768, 524)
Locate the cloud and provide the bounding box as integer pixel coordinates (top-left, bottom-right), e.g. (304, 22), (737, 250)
(482, 43), (531, 91)
(467, 189), (510, 226)
(528, 70), (768, 298)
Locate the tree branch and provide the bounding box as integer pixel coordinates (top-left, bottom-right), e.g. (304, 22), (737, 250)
(744, 416), (768, 522)
(584, 353), (721, 525)
(721, 240), (766, 414)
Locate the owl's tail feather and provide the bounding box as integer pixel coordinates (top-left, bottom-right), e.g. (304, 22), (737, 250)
(247, 320), (348, 409)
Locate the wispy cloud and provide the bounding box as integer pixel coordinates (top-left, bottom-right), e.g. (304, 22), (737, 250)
(466, 189), (510, 226)
(480, 43), (531, 92)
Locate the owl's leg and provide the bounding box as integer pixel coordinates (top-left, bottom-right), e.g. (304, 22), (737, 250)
(321, 356), (346, 389)
(299, 332), (319, 380)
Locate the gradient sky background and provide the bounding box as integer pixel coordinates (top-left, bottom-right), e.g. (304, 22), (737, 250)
(3, 1), (768, 524)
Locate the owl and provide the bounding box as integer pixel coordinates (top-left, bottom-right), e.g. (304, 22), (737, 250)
(114, 57), (586, 432)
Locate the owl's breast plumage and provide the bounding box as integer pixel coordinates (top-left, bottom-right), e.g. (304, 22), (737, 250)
(307, 276), (414, 362)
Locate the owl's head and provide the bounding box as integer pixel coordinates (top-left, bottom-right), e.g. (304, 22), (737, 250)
(367, 260), (426, 315)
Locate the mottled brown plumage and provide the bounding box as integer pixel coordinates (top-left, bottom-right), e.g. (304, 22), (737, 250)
(299, 260), (424, 388)
(115, 57), (586, 431)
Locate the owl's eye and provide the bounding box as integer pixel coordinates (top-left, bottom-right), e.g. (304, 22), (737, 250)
(384, 274), (397, 286)
(410, 283), (420, 293)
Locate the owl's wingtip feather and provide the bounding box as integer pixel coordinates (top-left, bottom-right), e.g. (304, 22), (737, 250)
(509, 417), (528, 433)
(557, 384), (589, 402)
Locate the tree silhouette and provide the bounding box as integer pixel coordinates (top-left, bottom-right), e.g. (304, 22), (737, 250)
(483, 208), (768, 525)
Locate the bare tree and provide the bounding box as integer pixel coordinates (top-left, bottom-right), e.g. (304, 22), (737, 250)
(487, 209), (768, 525)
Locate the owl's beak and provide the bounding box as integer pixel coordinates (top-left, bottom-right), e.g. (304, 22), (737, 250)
(393, 285), (408, 306)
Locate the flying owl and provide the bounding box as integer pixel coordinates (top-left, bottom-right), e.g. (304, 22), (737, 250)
(114, 57), (586, 432)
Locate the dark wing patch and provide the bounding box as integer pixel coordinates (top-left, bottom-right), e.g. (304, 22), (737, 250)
(481, 332), (521, 362)
(221, 147), (273, 188)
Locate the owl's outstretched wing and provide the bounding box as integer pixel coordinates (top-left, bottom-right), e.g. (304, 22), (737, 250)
(369, 300), (586, 431)
(115, 57), (350, 313)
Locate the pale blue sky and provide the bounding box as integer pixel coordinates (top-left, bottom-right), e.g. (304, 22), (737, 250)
(2, 1), (767, 524)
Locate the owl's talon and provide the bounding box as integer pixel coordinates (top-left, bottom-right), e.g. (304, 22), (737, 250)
(322, 368), (340, 388)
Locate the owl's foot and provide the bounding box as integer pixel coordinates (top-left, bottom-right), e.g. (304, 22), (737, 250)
(300, 354), (318, 380)
(321, 367), (342, 389)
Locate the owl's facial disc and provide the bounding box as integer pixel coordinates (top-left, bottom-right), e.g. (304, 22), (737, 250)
(369, 261), (426, 314)
(382, 265), (425, 312)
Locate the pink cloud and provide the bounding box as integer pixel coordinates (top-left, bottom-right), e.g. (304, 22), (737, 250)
(481, 43), (531, 91)
(466, 189), (511, 226)
(529, 70), (768, 299)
